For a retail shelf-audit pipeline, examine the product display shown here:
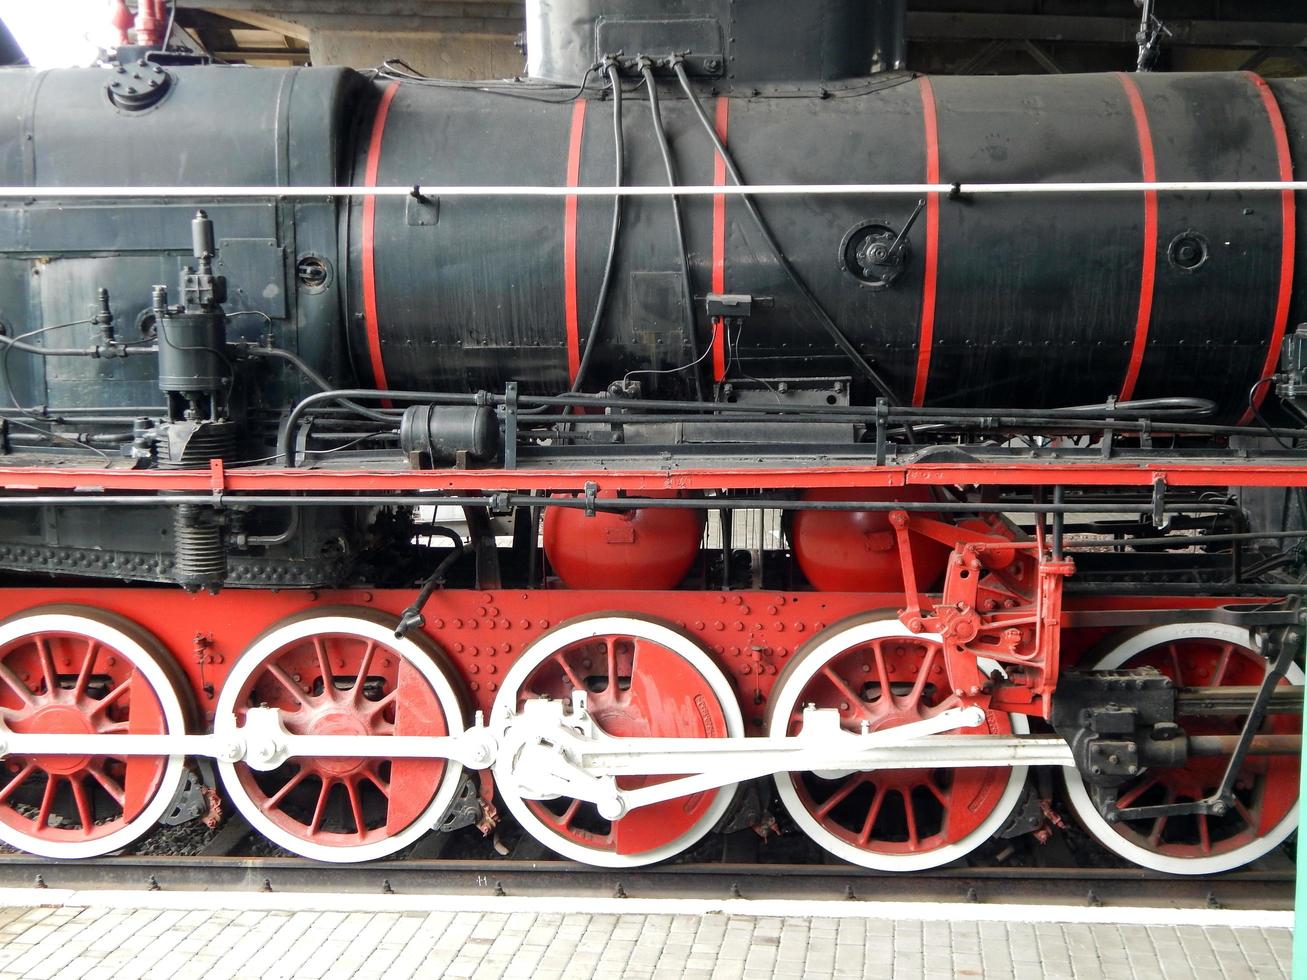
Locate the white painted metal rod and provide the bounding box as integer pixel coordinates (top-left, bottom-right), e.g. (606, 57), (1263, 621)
(0, 180), (1305, 200)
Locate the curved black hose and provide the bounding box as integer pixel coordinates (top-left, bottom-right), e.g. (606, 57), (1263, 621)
(568, 60), (626, 399)
(642, 63), (705, 401)
(395, 526), (465, 638)
(246, 346), (395, 425)
(670, 60), (901, 407)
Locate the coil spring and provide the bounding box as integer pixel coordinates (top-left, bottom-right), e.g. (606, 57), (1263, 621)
(173, 504), (227, 592)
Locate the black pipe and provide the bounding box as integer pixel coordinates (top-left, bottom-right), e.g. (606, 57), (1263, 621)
(640, 62), (704, 401)
(0, 336), (156, 358)
(246, 346), (396, 425)
(0, 493), (1245, 515)
(670, 58), (902, 408)
(567, 59), (626, 399)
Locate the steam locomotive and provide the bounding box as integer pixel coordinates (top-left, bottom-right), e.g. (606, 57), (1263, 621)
(0, 0), (1298, 874)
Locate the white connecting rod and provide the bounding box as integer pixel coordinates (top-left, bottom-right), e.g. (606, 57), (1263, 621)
(493, 699), (1074, 819)
(0, 709), (497, 772)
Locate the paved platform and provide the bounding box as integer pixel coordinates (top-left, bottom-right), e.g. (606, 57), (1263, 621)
(0, 890), (1289, 980)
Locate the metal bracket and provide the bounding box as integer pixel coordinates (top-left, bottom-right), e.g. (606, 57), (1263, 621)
(503, 382), (518, 470)
(874, 397), (887, 466)
(1151, 474), (1169, 531)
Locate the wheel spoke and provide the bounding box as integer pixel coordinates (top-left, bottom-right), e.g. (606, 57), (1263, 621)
(605, 638), (620, 695)
(923, 777), (949, 808)
(814, 774), (865, 819)
(1165, 643), (1184, 684)
(264, 768), (309, 811)
(1232, 798), (1256, 830)
(352, 642), (377, 702)
(263, 665), (306, 707)
(0, 764), (35, 805)
(70, 779), (94, 833)
(870, 643), (892, 696)
(552, 653), (585, 691)
(553, 798), (582, 830)
(344, 778), (367, 837)
(1146, 788), (1176, 846)
(312, 638), (334, 699)
(363, 689), (397, 720)
(34, 637), (57, 698)
(1210, 644), (1235, 687)
(907, 646), (938, 705)
(1116, 776), (1160, 810)
(820, 666), (866, 717)
(309, 777), (333, 833)
(1197, 812), (1212, 855)
(36, 775), (57, 830)
(0, 665), (35, 708)
(902, 790), (920, 848)
(74, 641), (99, 700)
(856, 784), (888, 846)
(365, 765), (390, 799)
(86, 765), (125, 807)
(89, 678), (132, 718)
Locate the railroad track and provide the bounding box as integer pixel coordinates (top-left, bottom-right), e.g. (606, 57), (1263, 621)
(0, 851), (1290, 911)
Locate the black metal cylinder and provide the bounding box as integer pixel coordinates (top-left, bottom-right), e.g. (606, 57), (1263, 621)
(348, 70), (1307, 421)
(399, 404), (500, 464)
(157, 311), (227, 395)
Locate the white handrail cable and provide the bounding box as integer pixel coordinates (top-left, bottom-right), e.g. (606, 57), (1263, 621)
(0, 180), (1306, 200)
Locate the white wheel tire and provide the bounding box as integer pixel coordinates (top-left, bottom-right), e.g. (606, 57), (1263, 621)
(492, 615), (745, 868)
(1061, 622), (1303, 876)
(770, 618), (1029, 872)
(216, 613), (466, 864)
(0, 611), (187, 860)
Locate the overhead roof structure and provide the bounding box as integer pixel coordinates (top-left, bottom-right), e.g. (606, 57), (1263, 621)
(67, 2), (1307, 77)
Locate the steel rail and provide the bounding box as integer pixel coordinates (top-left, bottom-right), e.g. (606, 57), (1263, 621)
(0, 853), (1289, 909)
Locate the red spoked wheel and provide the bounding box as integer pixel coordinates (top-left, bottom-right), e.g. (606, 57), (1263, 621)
(1062, 623), (1301, 874)
(0, 607), (188, 859)
(769, 616), (1028, 870)
(492, 615), (744, 867)
(216, 611), (466, 863)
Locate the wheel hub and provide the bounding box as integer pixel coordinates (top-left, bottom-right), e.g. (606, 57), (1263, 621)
(305, 711), (371, 777)
(23, 705), (94, 775)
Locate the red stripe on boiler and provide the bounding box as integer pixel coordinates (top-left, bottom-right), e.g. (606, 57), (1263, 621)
(912, 76), (940, 408)
(711, 97), (730, 383)
(564, 100), (587, 384)
(362, 83), (399, 398)
(1240, 71), (1296, 426)
(1116, 72), (1158, 404)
